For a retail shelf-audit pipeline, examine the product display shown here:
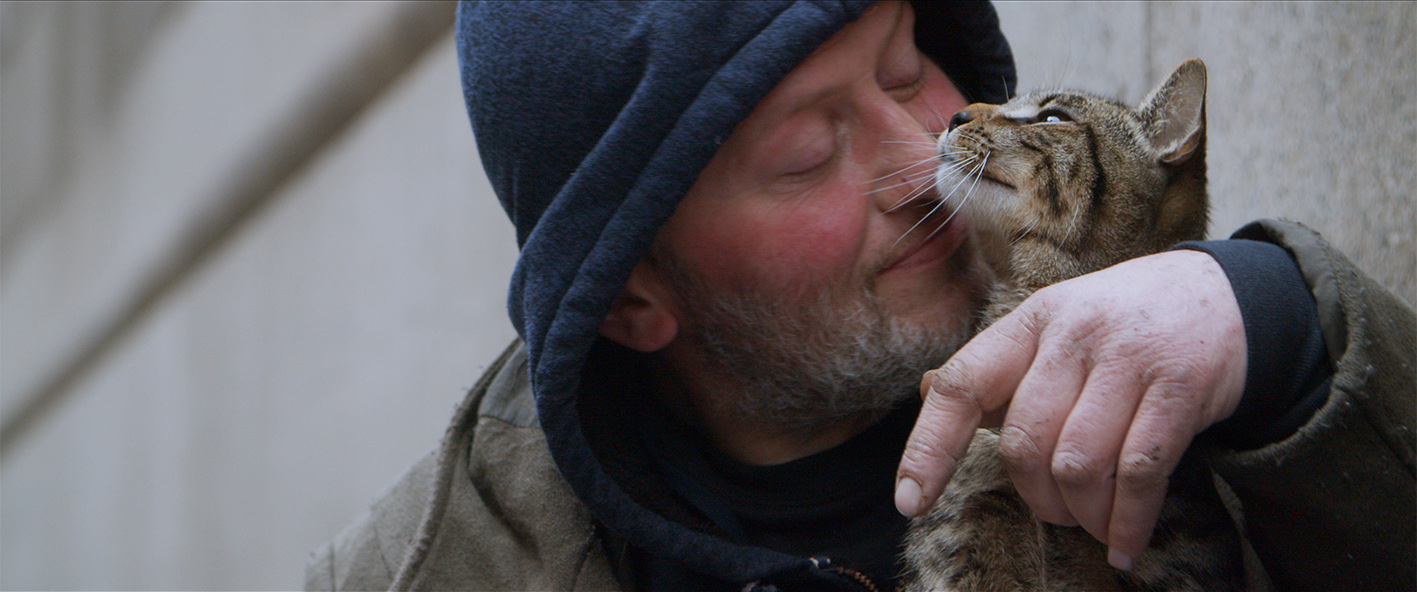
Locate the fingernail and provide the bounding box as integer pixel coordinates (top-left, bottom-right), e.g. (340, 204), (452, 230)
(895, 477), (923, 517)
(1108, 548), (1134, 571)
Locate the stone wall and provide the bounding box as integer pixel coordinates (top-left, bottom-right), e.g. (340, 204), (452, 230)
(1, 2), (1411, 589)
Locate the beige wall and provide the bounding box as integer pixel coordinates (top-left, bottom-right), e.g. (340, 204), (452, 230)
(1, 2), (1411, 589)
(2, 2), (517, 589)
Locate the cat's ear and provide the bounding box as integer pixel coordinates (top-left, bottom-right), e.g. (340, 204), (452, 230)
(1139, 59), (1207, 165)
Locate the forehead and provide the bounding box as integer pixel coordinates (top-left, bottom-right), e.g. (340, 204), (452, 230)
(746, 2), (914, 116)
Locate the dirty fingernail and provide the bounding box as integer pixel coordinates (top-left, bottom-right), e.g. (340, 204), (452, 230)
(895, 477), (923, 517)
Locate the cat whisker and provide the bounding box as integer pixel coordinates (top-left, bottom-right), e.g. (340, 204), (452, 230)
(884, 164), (952, 211)
(892, 152), (988, 242)
(933, 157), (978, 177)
(866, 157), (941, 184)
(941, 151), (981, 167)
(1062, 204), (1083, 244)
(866, 175), (927, 196)
(894, 179), (960, 245)
(905, 156), (976, 195)
(893, 204), (941, 248)
(962, 152), (990, 200)
(919, 152), (991, 240)
(1009, 217), (1040, 247)
(934, 166), (973, 183)
(867, 153), (946, 181)
(935, 152), (990, 226)
(880, 139), (939, 147)
(886, 176), (943, 213)
(936, 156), (988, 203)
(928, 105), (956, 134)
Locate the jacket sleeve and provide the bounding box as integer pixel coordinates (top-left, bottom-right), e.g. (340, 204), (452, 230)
(1208, 219), (1415, 591)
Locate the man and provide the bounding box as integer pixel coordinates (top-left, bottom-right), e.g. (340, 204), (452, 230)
(307, 2), (1414, 591)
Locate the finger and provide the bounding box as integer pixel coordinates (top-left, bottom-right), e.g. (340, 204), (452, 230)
(996, 334), (1092, 527)
(896, 308), (1042, 518)
(1050, 367), (1146, 545)
(1105, 380), (1201, 570)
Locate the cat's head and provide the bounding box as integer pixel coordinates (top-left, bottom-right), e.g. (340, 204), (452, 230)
(935, 59), (1209, 269)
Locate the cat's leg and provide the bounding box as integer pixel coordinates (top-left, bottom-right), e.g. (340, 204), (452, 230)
(1113, 457), (1246, 592)
(902, 429), (1045, 592)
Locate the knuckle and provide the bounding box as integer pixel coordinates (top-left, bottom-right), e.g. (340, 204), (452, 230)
(1029, 283), (1066, 309)
(923, 360), (974, 403)
(901, 433), (956, 468)
(1011, 286), (1059, 331)
(1145, 355), (1206, 391)
(1051, 448), (1104, 487)
(998, 425), (1046, 472)
(1116, 446), (1169, 493)
(899, 443), (943, 474)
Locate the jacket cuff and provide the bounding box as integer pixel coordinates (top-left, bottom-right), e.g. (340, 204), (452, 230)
(1170, 239), (1333, 450)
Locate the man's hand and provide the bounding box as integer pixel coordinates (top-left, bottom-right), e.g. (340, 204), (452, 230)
(895, 250), (1248, 570)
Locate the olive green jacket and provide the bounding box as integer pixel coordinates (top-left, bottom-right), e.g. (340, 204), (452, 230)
(305, 220), (1414, 591)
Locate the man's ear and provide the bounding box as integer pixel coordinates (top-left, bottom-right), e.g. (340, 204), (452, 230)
(599, 261), (680, 353)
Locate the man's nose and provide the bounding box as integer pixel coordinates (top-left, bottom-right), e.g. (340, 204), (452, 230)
(869, 101), (951, 212)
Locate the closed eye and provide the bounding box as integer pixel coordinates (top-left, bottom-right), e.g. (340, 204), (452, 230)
(885, 72), (926, 102)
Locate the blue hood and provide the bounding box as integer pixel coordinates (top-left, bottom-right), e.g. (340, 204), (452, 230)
(456, 1), (1014, 585)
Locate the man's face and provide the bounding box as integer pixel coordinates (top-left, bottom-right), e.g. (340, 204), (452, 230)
(652, 1), (985, 429)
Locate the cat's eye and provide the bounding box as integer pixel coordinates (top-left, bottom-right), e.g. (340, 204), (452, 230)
(1037, 109), (1072, 124)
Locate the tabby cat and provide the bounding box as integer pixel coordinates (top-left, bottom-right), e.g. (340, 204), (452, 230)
(901, 60), (1246, 591)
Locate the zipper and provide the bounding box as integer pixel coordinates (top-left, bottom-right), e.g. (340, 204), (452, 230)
(832, 566), (889, 592)
(811, 556), (896, 592)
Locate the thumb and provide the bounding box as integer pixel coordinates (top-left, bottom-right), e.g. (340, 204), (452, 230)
(896, 308), (1041, 517)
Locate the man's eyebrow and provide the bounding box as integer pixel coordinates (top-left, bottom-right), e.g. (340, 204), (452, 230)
(752, 78), (842, 137)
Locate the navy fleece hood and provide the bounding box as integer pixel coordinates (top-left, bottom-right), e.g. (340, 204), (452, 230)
(456, 1), (1014, 586)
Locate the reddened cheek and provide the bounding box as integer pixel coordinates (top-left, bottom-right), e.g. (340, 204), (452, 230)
(726, 187), (866, 271)
(668, 212), (860, 297)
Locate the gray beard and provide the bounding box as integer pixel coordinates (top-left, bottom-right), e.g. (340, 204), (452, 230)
(659, 254), (970, 432)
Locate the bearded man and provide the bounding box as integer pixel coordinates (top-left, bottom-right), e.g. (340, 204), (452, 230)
(307, 2), (1415, 591)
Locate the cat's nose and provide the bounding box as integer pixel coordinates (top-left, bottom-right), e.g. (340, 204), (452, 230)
(947, 110), (974, 132)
